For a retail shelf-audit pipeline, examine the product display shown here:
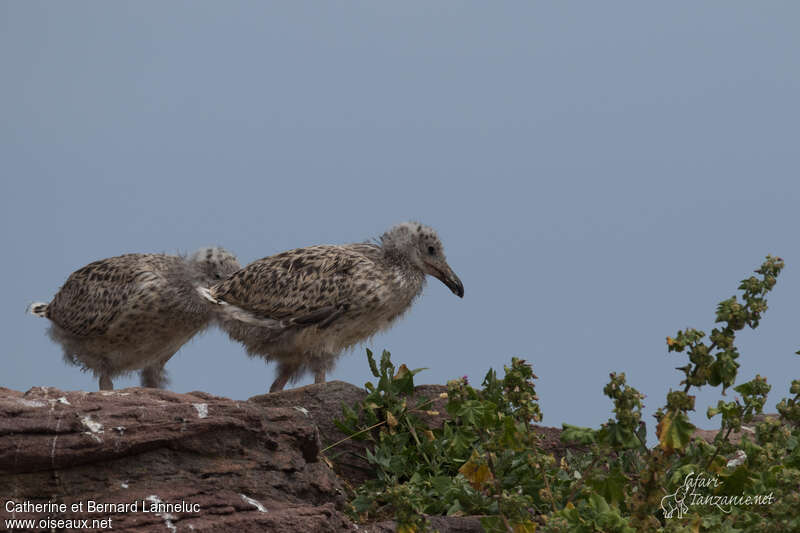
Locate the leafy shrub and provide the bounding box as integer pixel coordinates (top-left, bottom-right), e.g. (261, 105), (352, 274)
(331, 256), (799, 532)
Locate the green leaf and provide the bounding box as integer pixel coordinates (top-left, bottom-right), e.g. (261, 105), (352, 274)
(587, 466), (628, 507)
(657, 410), (695, 453)
(366, 348), (379, 377)
(717, 466), (752, 496)
(561, 423), (597, 444)
(480, 516), (506, 533)
(380, 349), (395, 377)
(709, 349), (740, 392)
(598, 422), (640, 450)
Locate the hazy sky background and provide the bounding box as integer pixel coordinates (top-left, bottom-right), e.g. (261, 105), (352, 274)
(2, 2), (798, 441)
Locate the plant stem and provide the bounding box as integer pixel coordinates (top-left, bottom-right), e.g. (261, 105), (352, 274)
(703, 400), (752, 470)
(321, 420), (386, 453)
(539, 460), (558, 513)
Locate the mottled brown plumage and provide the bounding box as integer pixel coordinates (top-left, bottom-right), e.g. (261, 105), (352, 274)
(29, 247), (241, 390)
(203, 222), (463, 392)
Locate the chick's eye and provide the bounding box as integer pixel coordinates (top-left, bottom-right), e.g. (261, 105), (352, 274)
(214, 273), (222, 280)
(427, 246), (436, 255)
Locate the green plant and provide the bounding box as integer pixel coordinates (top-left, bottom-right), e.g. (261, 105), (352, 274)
(335, 350), (552, 531)
(331, 256), (799, 532)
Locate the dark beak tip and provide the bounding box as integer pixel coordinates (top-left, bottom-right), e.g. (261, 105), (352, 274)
(431, 264), (463, 298)
(451, 280), (464, 298)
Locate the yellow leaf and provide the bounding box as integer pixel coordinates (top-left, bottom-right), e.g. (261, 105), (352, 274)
(397, 524), (418, 533)
(513, 521), (537, 533)
(386, 411), (399, 427)
(394, 364), (410, 380)
(657, 410), (694, 453)
(424, 430), (435, 442)
(458, 451), (494, 489)
(667, 336), (675, 346)
(656, 413), (673, 453)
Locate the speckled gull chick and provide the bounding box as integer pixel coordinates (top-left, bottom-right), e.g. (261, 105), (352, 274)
(199, 222), (464, 392)
(28, 247), (241, 390)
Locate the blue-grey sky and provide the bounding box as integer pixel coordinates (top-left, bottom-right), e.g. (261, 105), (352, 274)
(2, 2), (799, 440)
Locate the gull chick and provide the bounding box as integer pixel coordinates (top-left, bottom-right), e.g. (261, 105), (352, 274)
(29, 247), (241, 390)
(202, 222), (463, 392)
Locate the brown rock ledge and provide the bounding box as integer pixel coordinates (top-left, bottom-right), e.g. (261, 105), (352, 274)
(0, 382), (570, 532)
(0, 385), (348, 532)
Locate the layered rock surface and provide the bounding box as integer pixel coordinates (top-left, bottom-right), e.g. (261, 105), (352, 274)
(0, 385), (348, 532)
(0, 382), (570, 532)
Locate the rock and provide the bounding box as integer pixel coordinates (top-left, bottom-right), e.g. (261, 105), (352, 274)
(0, 382), (572, 532)
(250, 381), (455, 486)
(692, 413), (781, 446)
(0, 386), (351, 532)
(250, 381), (376, 486)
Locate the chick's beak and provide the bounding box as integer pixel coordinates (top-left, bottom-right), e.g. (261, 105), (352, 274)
(430, 263), (464, 298)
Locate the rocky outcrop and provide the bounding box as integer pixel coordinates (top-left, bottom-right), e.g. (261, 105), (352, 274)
(251, 381), (455, 486)
(692, 413), (782, 446)
(0, 382), (570, 532)
(0, 386), (349, 532)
